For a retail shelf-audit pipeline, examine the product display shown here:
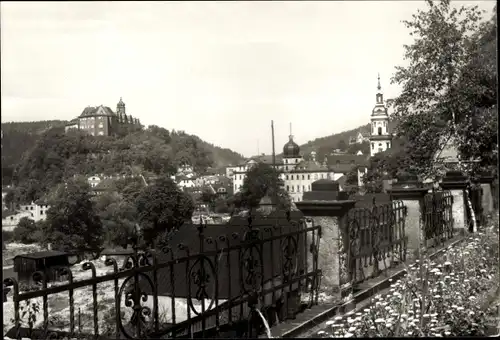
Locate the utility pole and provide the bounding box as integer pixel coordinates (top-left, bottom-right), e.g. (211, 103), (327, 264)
(271, 121), (276, 169)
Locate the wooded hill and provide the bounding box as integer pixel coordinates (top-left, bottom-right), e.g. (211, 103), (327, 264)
(299, 123), (371, 156)
(1, 121), (245, 199)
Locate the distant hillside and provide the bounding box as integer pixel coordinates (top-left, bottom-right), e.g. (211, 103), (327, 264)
(1, 121), (244, 187)
(299, 124), (371, 156)
(180, 133), (245, 168)
(1, 120), (68, 181)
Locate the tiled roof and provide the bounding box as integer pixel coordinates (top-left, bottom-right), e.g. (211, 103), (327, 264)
(65, 118), (79, 126)
(294, 159), (328, 172)
(247, 154), (283, 165)
(79, 105), (115, 118)
(330, 163), (356, 174)
(80, 107), (98, 117)
(327, 154), (370, 167)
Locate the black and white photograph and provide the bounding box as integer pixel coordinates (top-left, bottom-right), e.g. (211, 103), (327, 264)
(1, 1), (498, 338)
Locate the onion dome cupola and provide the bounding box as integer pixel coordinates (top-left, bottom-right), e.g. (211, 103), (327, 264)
(283, 122), (301, 158)
(283, 135), (300, 158)
(371, 74), (388, 117)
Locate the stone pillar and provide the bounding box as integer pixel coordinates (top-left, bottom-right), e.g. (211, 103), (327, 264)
(440, 171), (468, 234)
(387, 179), (428, 260)
(479, 173), (495, 216)
(295, 179), (356, 308)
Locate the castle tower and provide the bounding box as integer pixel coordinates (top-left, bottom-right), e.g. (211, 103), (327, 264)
(369, 74), (392, 157)
(117, 97), (126, 114)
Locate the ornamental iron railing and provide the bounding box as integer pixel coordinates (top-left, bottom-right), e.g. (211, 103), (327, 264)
(3, 212), (322, 339)
(347, 199), (408, 286)
(422, 189), (454, 247)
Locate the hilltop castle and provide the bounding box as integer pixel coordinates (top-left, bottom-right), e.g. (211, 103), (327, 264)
(65, 98), (141, 137)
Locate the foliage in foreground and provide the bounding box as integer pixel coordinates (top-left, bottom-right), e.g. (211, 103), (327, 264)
(317, 223), (499, 338)
(365, 0), (497, 189)
(233, 162), (292, 211)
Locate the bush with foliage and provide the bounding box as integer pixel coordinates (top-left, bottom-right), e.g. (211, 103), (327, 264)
(2, 230), (14, 243)
(43, 177), (103, 252)
(235, 162), (291, 211)
(13, 217), (38, 244)
(135, 176), (195, 247)
(316, 223), (499, 337)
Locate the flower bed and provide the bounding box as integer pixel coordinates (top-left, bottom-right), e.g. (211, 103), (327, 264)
(315, 223), (499, 338)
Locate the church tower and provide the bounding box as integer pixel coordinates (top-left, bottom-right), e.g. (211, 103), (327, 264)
(369, 74), (392, 157)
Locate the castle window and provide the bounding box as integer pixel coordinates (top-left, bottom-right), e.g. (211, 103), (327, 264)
(297, 185), (300, 192)
(295, 159), (298, 164)
(302, 175), (305, 180)
(286, 175), (289, 180)
(291, 175), (294, 180)
(303, 185), (306, 191)
(308, 175), (310, 180)
(371, 143), (374, 150)
(286, 185), (290, 192)
(378, 127), (382, 135)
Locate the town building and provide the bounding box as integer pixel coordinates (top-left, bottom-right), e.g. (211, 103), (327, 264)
(229, 133), (370, 202)
(369, 75), (393, 156)
(2, 211), (33, 232)
(349, 131), (370, 145)
(65, 98), (141, 136)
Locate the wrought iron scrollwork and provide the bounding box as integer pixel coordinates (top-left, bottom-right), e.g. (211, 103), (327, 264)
(115, 250), (157, 339)
(187, 255), (216, 315)
(281, 235), (298, 281)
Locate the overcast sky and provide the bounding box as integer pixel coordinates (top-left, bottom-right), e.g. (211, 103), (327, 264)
(1, 1), (495, 157)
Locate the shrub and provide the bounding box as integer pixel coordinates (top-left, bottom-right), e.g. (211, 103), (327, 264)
(2, 230), (14, 243)
(317, 222), (499, 338)
(13, 217), (38, 244)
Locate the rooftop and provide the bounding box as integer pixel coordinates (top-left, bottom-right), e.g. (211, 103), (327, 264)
(15, 250), (68, 260)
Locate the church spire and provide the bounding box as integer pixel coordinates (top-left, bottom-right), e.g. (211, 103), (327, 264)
(375, 74), (384, 105)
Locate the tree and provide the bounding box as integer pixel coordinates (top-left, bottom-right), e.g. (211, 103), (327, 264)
(13, 217), (38, 244)
(214, 197), (231, 214)
(337, 139), (347, 151)
(44, 177), (103, 252)
(135, 176), (194, 247)
(200, 188), (217, 210)
(239, 163), (291, 210)
(390, 0), (496, 179)
(345, 167), (359, 187)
